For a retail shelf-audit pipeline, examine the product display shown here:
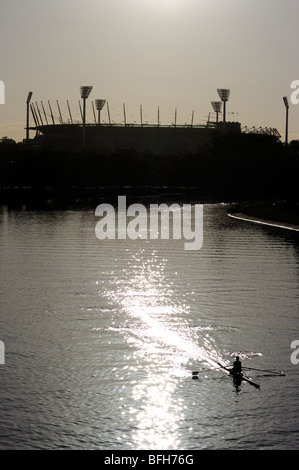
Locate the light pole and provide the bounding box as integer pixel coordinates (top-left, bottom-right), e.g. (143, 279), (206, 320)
(211, 101), (222, 124)
(26, 91), (33, 143)
(95, 99), (106, 126)
(217, 89), (230, 131)
(283, 96), (289, 146)
(80, 86), (93, 145)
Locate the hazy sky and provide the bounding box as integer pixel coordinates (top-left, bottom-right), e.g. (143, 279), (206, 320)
(1, 0), (299, 142)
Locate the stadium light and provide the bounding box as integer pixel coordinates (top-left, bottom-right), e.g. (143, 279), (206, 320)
(26, 91), (33, 143)
(283, 96), (289, 146)
(80, 86), (93, 145)
(217, 88), (230, 131)
(95, 99), (106, 125)
(80, 86), (93, 99)
(211, 101), (222, 123)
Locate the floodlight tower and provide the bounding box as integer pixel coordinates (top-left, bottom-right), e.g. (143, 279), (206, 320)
(283, 96), (289, 146)
(80, 86), (93, 145)
(217, 89), (230, 131)
(95, 99), (106, 126)
(26, 91), (33, 143)
(211, 101), (222, 124)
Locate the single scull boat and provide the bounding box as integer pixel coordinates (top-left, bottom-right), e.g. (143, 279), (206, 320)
(191, 362), (261, 389)
(192, 362), (284, 387)
(217, 362), (260, 389)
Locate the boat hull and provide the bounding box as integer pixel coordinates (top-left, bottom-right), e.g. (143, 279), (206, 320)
(230, 371), (260, 389)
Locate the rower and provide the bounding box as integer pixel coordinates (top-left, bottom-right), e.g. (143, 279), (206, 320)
(231, 356), (242, 375)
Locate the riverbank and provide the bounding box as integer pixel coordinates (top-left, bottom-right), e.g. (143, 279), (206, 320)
(1, 132), (298, 205)
(0, 185), (279, 209)
(228, 203), (299, 232)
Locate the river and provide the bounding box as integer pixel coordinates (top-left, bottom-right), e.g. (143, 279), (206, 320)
(0, 198), (298, 450)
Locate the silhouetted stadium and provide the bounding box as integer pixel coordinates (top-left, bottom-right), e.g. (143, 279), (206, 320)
(26, 89), (281, 154)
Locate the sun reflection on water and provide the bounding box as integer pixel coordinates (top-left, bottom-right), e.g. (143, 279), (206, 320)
(131, 371), (183, 449)
(103, 249), (221, 449)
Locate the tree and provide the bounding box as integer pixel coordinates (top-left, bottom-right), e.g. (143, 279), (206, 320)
(0, 136), (17, 145)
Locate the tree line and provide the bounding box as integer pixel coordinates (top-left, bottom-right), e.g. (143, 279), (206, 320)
(0, 132), (298, 200)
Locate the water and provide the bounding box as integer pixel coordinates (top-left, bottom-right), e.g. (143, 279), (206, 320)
(0, 200), (298, 450)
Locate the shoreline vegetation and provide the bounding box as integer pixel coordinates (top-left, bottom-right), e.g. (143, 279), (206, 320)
(0, 133), (298, 221)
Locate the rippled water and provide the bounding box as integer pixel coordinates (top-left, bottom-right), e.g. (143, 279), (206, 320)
(0, 200), (298, 450)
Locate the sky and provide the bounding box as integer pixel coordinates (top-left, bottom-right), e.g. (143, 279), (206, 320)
(1, 0), (299, 142)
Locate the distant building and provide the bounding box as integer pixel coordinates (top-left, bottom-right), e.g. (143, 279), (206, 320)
(29, 121), (242, 155)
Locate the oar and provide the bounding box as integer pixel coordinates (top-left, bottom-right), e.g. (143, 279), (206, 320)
(217, 362), (231, 372)
(192, 368), (216, 375)
(216, 361), (232, 374)
(192, 362), (235, 376)
(243, 366), (285, 376)
(216, 361), (260, 389)
(238, 375), (260, 389)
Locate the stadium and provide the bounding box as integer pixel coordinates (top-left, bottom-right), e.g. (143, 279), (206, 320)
(25, 87), (280, 154)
